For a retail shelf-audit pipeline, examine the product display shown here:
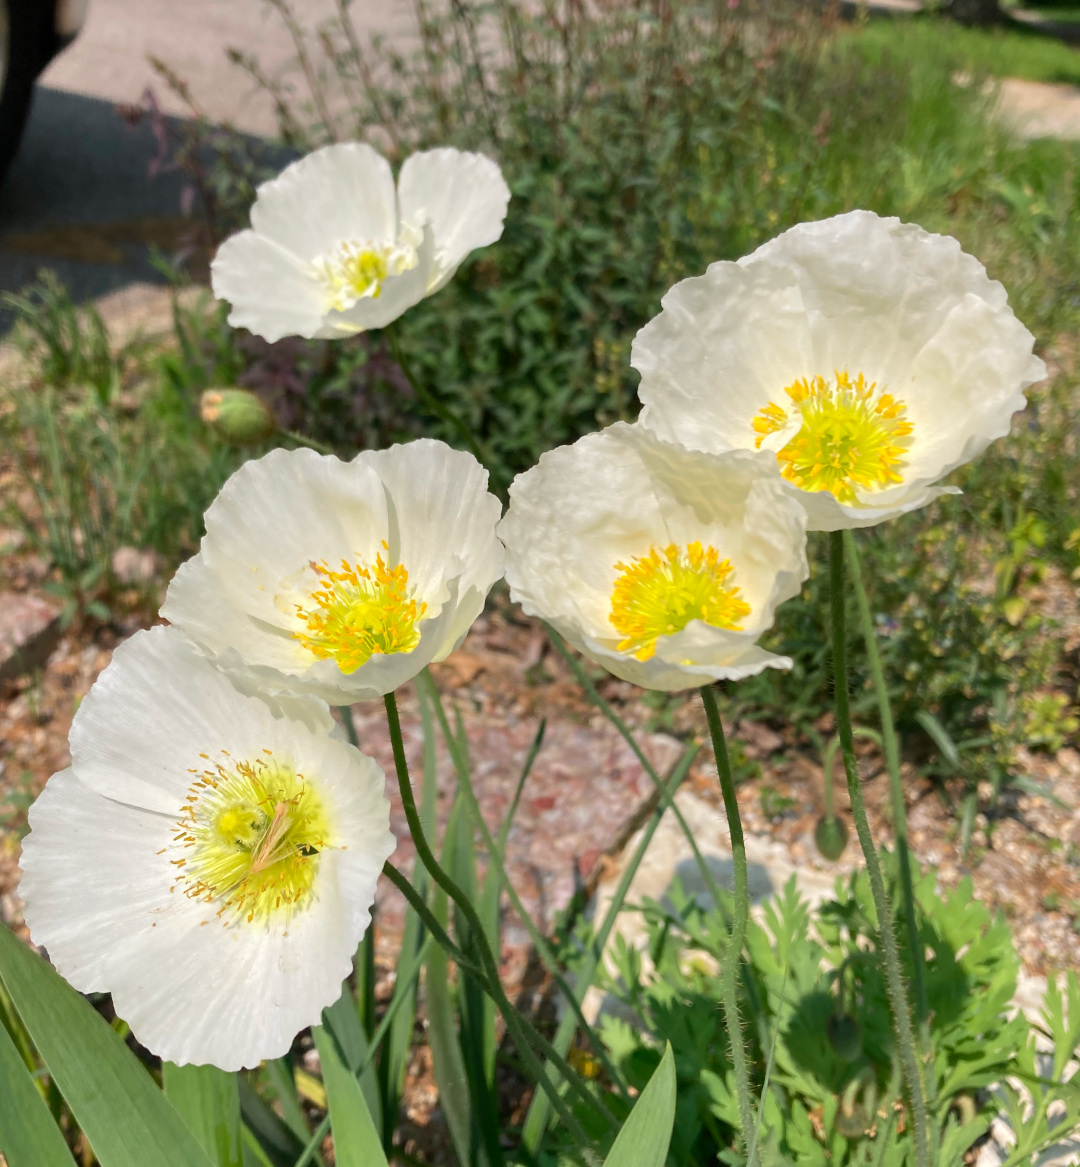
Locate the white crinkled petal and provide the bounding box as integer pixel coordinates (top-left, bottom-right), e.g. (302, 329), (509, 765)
(162, 448), (392, 681)
(633, 210), (1044, 530)
(249, 142), (397, 263)
(499, 422), (808, 691)
(397, 148), (511, 293)
(164, 441), (503, 702)
(21, 686), (395, 1069)
(357, 439), (504, 652)
(210, 230), (329, 343)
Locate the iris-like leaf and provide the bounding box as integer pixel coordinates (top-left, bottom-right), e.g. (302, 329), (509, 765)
(602, 1043), (676, 1167)
(0, 923), (213, 1167)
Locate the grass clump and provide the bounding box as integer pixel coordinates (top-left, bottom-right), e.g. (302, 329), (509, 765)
(0, 278), (246, 621)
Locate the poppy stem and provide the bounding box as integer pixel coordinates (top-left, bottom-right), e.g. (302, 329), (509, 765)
(382, 690), (600, 1147)
(829, 531), (930, 1167)
(843, 530), (929, 1031)
(701, 684), (757, 1158)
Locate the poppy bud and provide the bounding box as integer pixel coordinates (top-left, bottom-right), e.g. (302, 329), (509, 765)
(200, 389), (276, 446)
(814, 814), (849, 861)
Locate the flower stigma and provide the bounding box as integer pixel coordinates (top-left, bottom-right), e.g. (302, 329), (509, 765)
(752, 371), (913, 505)
(172, 752), (329, 926)
(610, 542), (751, 661)
(293, 543), (427, 673)
(315, 222), (423, 312)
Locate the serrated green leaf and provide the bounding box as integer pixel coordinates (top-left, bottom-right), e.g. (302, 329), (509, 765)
(0, 923), (214, 1167)
(312, 1025), (387, 1167)
(163, 1062), (241, 1167)
(602, 1043), (676, 1167)
(0, 1017), (74, 1167)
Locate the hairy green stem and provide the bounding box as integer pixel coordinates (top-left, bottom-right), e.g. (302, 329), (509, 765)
(382, 692), (595, 1146)
(701, 684), (757, 1153)
(843, 530), (929, 1029)
(419, 671), (630, 1102)
(829, 532), (929, 1167)
(384, 329), (493, 471)
(283, 428), (334, 455)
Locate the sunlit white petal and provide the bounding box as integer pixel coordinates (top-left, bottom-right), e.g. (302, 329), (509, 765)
(498, 423), (808, 691)
(162, 441), (504, 704)
(19, 627), (394, 1070)
(633, 210), (1046, 530)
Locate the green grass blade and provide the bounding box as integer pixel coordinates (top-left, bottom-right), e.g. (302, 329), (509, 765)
(383, 679), (441, 1106)
(0, 924), (214, 1167)
(0, 1017), (74, 1167)
(237, 1077), (304, 1167)
(602, 1043), (676, 1167)
(420, 673), (628, 1101)
(311, 1026), (388, 1167)
(321, 984), (383, 1136)
(521, 743), (699, 1152)
(426, 798), (483, 1167)
(448, 788), (504, 1167)
(163, 1063), (242, 1167)
(263, 1059), (318, 1155)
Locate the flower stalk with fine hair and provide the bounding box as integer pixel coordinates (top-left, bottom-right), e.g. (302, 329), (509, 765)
(701, 684), (757, 1155)
(829, 532), (932, 1167)
(380, 691), (605, 1148)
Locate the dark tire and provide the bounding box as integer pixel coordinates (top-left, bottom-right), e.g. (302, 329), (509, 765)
(0, 0), (47, 186)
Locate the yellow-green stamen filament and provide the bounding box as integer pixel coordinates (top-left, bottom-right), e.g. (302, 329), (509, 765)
(316, 229), (428, 313)
(610, 542), (751, 661)
(173, 753), (329, 926)
(752, 371), (913, 505)
(294, 545), (426, 673)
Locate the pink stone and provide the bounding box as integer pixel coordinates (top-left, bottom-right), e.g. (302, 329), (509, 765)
(0, 594), (62, 683)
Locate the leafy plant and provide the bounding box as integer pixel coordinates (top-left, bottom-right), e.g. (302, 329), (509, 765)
(580, 861), (1079, 1166)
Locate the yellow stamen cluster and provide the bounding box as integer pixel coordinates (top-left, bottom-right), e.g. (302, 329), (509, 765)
(610, 542), (751, 662)
(171, 751), (328, 926)
(315, 232), (425, 313)
(294, 544), (426, 673)
(752, 371), (913, 505)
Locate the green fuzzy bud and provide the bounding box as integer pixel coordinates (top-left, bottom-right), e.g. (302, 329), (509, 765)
(200, 389), (276, 446)
(814, 814), (849, 861)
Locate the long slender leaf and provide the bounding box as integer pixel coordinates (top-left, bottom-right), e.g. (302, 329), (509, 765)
(426, 797), (484, 1167)
(421, 673), (628, 1103)
(238, 1077), (303, 1167)
(0, 924), (214, 1167)
(321, 984), (383, 1135)
(384, 679), (442, 1125)
(163, 1063), (242, 1167)
(292, 933), (432, 1167)
(0, 1017), (74, 1167)
(522, 744), (698, 1152)
(602, 1043), (676, 1167)
(263, 1059), (320, 1159)
(448, 778), (504, 1167)
(312, 1026), (388, 1167)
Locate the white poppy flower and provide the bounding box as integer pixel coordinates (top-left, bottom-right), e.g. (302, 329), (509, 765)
(161, 439), (504, 704)
(632, 210), (1046, 531)
(211, 143), (511, 342)
(498, 423), (808, 691)
(18, 627), (395, 1070)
